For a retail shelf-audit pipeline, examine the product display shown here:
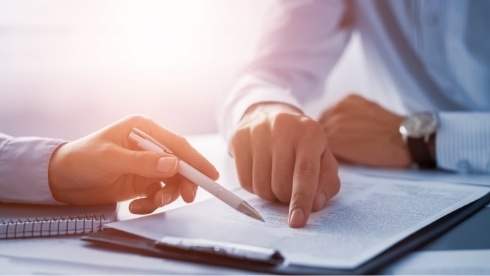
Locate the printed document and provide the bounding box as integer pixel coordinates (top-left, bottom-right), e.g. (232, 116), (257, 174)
(107, 173), (489, 269)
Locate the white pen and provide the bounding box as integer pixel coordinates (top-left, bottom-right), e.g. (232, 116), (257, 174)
(128, 128), (264, 222)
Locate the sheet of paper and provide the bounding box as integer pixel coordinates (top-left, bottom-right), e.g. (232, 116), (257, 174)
(106, 173), (490, 270)
(381, 249), (490, 274)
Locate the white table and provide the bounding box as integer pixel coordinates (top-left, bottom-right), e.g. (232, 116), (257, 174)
(2, 134), (489, 274)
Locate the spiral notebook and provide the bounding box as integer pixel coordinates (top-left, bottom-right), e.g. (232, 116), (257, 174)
(0, 202), (117, 239)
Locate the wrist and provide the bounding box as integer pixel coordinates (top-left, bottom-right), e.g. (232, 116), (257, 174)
(399, 112), (438, 169)
(428, 133), (436, 161)
(48, 143), (70, 203)
(243, 102), (303, 119)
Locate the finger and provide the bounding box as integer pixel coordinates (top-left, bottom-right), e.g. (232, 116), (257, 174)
(126, 175), (164, 198)
(179, 177), (197, 203)
(318, 107), (335, 125)
(271, 142), (294, 203)
(251, 130), (274, 201)
(320, 112), (349, 137)
(141, 120), (220, 181)
(160, 175), (197, 205)
(318, 94), (360, 125)
(288, 144), (322, 228)
(230, 133), (253, 194)
(119, 115), (219, 181)
(234, 152), (253, 194)
(252, 151), (273, 200)
(108, 174), (163, 202)
(312, 150), (340, 212)
(129, 197), (159, 214)
(103, 145), (180, 179)
(153, 179), (182, 207)
(129, 182), (162, 214)
(318, 97), (346, 124)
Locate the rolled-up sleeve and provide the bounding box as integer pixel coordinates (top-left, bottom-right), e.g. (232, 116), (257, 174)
(0, 133), (66, 204)
(218, 0), (353, 140)
(436, 112), (490, 173)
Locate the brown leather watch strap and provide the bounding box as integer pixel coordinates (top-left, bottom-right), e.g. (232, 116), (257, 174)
(407, 137), (436, 169)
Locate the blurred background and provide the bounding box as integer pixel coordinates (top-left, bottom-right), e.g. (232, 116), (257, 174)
(0, 0), (366, 141)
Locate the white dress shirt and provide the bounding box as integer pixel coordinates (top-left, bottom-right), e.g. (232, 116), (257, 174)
(219, 0), (490, 173)
(0, 132), (64, 204)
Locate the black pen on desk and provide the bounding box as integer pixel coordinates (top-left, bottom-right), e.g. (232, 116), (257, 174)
(128, 128), (264, 222)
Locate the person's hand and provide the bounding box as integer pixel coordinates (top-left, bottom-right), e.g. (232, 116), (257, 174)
(48, 115), (219, 214)
(318, 94), (411, 167)
(229, 103), (340, 228)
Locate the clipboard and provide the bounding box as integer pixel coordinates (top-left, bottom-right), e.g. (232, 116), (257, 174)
(83, 228), (287, 273)
(82, 191), (490, 275)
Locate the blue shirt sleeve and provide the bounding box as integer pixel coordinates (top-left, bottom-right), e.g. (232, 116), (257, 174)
(0, 132), (66, 204)
(436, 112), (490, 173)
(219, 0), (490, 175)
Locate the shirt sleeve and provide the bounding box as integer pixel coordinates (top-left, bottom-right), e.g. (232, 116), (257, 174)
(218, 0), (353, 140)
(0, 132), (66, 204)
(436, 112), (490, 173)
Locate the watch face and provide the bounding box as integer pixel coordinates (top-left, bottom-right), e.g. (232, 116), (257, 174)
(400, 112), (438, 138)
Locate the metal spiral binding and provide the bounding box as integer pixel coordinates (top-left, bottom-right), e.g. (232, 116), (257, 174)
(0, 213), (110, 239)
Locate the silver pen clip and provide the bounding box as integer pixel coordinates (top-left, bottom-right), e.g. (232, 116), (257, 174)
(129, 128), (173, 154)
(155, 236), (284, 265)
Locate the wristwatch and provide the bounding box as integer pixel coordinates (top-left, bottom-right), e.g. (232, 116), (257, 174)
(399, 112), (438, 169)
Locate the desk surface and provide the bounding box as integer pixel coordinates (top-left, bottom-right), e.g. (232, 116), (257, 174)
(1, 134), (489, 275)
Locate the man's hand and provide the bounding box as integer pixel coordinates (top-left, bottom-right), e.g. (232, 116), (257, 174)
(48, 115), (219, 214)
(318, 94), (411, 167)
(229, 103), (340, 228)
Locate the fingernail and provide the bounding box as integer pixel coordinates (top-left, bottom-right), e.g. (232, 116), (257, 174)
(161, 193), (172, 206)
(289, 208), (305, 228)
(157, 157), (178, 174)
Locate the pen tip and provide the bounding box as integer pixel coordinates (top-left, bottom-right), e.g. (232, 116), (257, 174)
(238, 202), (265, 222)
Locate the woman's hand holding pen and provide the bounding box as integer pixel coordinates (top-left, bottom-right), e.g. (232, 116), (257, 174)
(47, 115), (219, 214)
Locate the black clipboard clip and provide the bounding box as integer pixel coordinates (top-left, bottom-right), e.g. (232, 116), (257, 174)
(155, 236), (285, 266)
(82, 228), (285, 271)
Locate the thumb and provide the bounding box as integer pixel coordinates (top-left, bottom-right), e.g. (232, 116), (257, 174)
(107, 146), (180, 178)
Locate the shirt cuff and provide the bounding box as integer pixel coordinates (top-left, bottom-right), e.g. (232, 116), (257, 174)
(0, 137), (66, 205)
(436, 112), (490, 173)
